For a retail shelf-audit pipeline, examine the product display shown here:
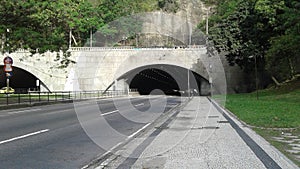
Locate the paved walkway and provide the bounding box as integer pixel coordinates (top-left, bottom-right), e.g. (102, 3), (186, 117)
(97, 97), (298, 169)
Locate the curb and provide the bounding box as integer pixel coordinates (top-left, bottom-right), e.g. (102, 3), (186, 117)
(208, 97), (299, 169)
(82, 96), (192, 169)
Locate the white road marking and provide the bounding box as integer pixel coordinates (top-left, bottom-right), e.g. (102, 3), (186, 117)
(101, 110), (119, 116)
(0, 129), (49, 145)
(93, 123), (152, 169)
(91, 142), (123, 169)
(84, 123), (152, 169)
(7, 108), (42, 115)
(134, 103), (145, 107)
(128, 123), (151, 139)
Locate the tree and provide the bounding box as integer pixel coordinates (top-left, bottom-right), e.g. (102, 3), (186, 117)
(201, 0), (299, 86)
(0, 0), (101, 54)
(265, 0), (300, 82)
(158, 0), (179, 13)
(95, 0), (156, 46)
(206, 1), (260, 71)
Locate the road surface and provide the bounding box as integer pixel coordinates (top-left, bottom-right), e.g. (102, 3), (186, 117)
(0, 96), (183, 169)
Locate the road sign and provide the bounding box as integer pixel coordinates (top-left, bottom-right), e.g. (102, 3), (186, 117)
(6, 72), (12, 78)
(3, 56), (13, 72)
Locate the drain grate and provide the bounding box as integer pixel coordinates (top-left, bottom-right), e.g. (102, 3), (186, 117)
(217, 121), (230, 123)
(208, 116), (219, 118)
(192, 126), (220, 130)
(203, 126), (220, 129)
(155, 126), (169, 130)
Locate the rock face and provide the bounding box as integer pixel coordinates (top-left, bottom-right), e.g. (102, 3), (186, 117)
(175, 0), (208, 26)
(110, 1), (209, 48)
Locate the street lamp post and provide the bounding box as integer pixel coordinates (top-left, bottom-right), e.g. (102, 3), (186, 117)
(249, 55), (258, 100)
(187, 69), (190, 98)
(206, 7), (211, 35)
(254, 55), (258, 100)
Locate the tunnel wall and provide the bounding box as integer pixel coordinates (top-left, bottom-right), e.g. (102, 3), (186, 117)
(72, 48), (217, 92)
(1, 47), (244, 94)
(0, 51), (75, 91)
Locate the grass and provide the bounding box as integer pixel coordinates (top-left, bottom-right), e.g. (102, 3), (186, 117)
(226, 80), (300, 128)
(255, 128), (300, 166)
(225, 78), (300, 166)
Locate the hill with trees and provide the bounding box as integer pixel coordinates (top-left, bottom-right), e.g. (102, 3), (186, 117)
(1, 0), (299, 86)
(200, 0), (300, 86)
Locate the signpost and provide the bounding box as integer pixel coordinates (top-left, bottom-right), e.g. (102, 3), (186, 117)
(3, 55), (13, 93)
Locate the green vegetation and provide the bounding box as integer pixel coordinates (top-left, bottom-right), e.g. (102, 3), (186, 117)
(226, 80), (300, 128)
(201, 0), (300, 85)
(255, 128), (300, 166)
(225, 78), (300, 166)
(158, 0), (179, 13)
(0, 0), (159, 54)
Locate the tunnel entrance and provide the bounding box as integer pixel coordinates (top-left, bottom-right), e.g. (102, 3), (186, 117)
(0, 66), (43, 93)
(130, 68), (180, 95)
(124, 65), (210, 96)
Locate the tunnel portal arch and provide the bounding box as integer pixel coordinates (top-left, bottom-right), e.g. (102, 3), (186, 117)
(0, 65), (49, 93)
(115, 64), (210, 96)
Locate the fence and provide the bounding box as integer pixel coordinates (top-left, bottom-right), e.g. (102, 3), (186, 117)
(68, 45), (206, 52)
(0, 90), (128, 106)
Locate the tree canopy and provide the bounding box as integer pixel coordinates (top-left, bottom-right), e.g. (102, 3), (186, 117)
(0, 0), (159, 54)
(201, 0), (300, 84)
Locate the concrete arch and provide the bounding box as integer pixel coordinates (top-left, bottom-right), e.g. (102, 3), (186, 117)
(1, 51), (72, 92)
(72, 47), (214, 93)
(0, 65), (48, 92)
(113, 49), (210, 82)
(114, 63), (210, 95)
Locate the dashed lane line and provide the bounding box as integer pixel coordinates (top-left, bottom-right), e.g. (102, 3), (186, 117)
(101, 110), (119, 116)
(0, 129), (50, 145)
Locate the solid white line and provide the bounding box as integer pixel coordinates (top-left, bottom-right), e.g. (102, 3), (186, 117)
(7, 108), (42, 115)
(84, 123), (152, 169)
(101, 110), (118, 116)
(128, 123), (151, 139)
(134, 103), (144, 107)
(96, 142), (123, 168)
(0, 129), (49, 145)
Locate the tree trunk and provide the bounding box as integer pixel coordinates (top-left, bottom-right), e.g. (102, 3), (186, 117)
(288, 57), (296, 79)
(271, 76), (281, 86)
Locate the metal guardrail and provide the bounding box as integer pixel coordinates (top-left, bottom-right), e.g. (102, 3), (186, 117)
(0, 90), (128, 106)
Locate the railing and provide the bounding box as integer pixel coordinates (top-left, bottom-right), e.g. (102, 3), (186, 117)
(8, 46), (206, 53)
(0, 90), (128, 107)
(68, 45), (206, 51)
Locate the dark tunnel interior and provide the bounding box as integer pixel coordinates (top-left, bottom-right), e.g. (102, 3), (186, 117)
(0, 66), (40, 93)
(130, 68), (180, 95)
(126, 65), (210, 96)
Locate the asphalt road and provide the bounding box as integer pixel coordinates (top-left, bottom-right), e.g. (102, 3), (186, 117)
(0, 96), (183, 169)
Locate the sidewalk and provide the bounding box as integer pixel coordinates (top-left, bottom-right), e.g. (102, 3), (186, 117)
(98, 97), (298, 169)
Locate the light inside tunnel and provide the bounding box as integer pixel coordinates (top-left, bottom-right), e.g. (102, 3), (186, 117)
(130, 68), (180, 95)
(0, 66), (41, 93)
(126, 65), (210, 96)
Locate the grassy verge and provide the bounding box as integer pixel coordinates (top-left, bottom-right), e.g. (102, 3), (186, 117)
(225, 78), (300, 166)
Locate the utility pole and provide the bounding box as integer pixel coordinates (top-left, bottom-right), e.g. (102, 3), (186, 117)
(188, 69), (190, 98)
(90, 29), (93, 48)
(69, 29), (72, 48)
(254, 55), (258, 100)
(206, 7), (210, 35)
(249, 55), (259, 100)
